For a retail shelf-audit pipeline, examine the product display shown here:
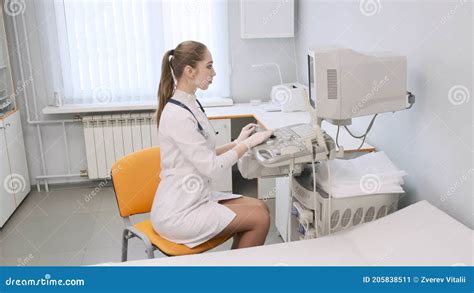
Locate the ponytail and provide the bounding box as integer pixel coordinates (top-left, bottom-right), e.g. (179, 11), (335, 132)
(156, 49), (175, 127)
(156, 41), (208, 127)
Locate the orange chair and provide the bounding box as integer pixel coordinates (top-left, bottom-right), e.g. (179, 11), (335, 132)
(111, 147), (232, 261)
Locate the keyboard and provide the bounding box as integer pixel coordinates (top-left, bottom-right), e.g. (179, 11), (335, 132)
(290, 124), (317, 139)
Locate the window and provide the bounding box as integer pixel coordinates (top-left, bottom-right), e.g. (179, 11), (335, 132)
(48, 0), (229, 105)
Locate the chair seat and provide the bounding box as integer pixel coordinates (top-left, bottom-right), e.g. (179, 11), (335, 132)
(134, 219), (232, 256)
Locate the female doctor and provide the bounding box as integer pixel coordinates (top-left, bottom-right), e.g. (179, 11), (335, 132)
(151, 41), (273, 249)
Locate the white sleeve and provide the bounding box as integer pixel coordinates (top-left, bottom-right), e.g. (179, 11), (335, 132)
(164, 110), (238, 178)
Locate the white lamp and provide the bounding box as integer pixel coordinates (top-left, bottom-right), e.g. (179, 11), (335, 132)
(251, 62), (284, 111)
(251, 62), (283, 84)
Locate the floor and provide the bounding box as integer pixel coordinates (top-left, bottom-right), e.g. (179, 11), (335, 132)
(0, 183), (283, 266)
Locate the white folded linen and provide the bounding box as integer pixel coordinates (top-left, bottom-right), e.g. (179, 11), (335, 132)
(316, 151), (407, 198)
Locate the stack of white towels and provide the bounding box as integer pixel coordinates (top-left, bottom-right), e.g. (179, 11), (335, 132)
(315, 151), (407, 198)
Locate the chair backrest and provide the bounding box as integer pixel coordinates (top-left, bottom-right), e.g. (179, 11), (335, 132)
(111, 147), (161, 217)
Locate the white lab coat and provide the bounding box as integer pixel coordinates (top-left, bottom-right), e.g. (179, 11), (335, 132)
(151, 90), (241, 248)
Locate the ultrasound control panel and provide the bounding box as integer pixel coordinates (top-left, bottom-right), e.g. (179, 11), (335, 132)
(253, 123), (334, 167)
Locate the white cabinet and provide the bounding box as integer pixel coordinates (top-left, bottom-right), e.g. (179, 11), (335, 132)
(240, 0), (294, 39)
(0, 6), (29, 228)
(275, 176), (290, 241)
(0, 7), (14, 117)
(0, 122), (15, 227)
(258, 177), (276, 200)
(210, 119), (233, 192)
(0, 110), (30, 228)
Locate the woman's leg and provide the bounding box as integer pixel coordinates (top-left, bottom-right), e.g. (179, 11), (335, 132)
(216, 196), (270, 249)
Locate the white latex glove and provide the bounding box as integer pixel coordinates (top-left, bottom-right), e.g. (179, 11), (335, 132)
(234, 123), (257, 144)
(242, 130), (273, 150)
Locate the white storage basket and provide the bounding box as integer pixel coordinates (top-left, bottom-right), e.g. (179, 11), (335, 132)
(291, 173), (400, 237)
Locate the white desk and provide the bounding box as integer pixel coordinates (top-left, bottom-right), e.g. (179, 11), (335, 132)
(204, 103), (374, 152)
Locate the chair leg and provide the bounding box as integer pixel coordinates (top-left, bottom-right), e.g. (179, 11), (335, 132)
(145, 246), (154, 259)
(126, 227), (155, 259)
(121, 229), (129, 262)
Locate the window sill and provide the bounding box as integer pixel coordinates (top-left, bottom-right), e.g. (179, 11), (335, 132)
(42, 97), (233, 115)
(42, 101), (156, 115)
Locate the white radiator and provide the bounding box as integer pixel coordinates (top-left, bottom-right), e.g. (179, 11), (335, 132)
(82, 113), (158, 179)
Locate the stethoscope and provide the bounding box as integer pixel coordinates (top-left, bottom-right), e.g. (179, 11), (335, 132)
(168, 98), (219, 139)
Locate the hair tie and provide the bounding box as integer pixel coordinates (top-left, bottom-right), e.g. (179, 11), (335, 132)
(170, 49), (175, 55)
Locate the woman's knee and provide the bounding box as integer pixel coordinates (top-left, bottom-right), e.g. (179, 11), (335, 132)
(253, 201), (270, 230)
(223, 197), (270, 229)
(260, 206), (271, 230)
(242, 203), (269, 228)
(245, 197), (269, 214)
(258, 199), (270, 214)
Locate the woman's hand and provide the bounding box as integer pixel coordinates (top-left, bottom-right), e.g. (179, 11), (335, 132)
(232, 129), (273, 158)
(234, 123), (257, 144)
(243, 130), (273, 149)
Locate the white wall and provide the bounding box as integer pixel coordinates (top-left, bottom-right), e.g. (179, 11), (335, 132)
(4, 6), (88, 187)
(3, 1), (297, 186)
(228, 0), (297, 101)
(294, 0), (473, 228)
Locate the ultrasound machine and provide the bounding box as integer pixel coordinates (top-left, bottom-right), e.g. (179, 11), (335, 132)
(237, 46), (415, 240)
